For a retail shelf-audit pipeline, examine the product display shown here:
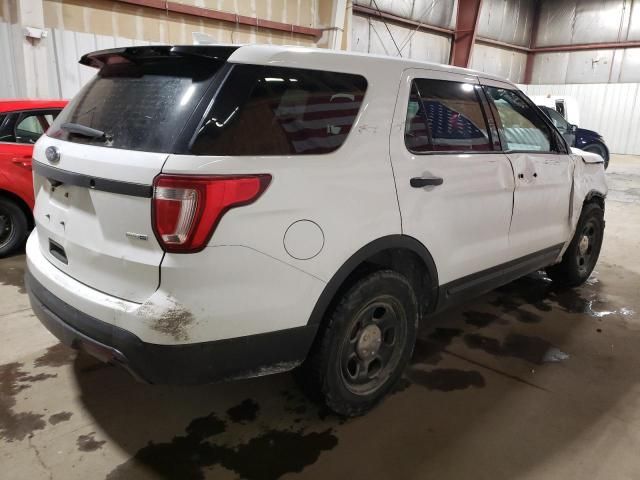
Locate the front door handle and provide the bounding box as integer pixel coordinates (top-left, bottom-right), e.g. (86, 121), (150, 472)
(410, 176), (444, 188)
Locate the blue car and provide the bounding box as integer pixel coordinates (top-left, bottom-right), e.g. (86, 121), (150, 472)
(538, 105), (609, 169)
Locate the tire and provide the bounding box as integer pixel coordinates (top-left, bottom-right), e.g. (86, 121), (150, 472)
(583, 143), (609, 170)
(299, 270), (418, 416)
(0, 197), (29, 258)
(547, 202), (604, 287)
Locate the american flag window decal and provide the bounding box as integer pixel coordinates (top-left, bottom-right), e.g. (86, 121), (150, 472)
(405, 78), (492, 153)
(191, 65), (368, 156)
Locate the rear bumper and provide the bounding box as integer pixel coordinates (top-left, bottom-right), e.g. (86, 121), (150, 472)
(26, 271), (317, 384)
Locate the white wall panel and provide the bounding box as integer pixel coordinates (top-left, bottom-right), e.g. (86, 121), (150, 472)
(0, 21), (21, 98)
(520, 83), (640, 155)
(354, 0), (457, 28)
(351, 11), (370, 53)
(531, 48), (640, 84)
(477, 0), (536, 47)
(351, 13), (450, 64)
(368, 17), (411, 57)
(47, 28), (157, 99)
(409, 28), (450, 64)
(471, 43), (527, 83)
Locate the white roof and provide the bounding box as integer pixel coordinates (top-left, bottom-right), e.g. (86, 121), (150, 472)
(226, 44), (516, 87)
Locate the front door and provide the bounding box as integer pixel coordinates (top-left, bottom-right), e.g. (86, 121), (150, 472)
(482, 80), (573, 259)
(390, 69), (515, 287)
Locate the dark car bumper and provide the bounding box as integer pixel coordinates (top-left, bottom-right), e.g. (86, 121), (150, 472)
(25, 270), (317, 384)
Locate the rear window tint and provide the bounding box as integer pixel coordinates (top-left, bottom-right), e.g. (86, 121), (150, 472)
(48, 57), (223, 153)
(191, 65), (367, 155)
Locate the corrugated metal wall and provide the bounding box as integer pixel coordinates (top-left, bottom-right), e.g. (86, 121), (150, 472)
(521, 83), (640, 155)
(470, 44), (527, 82)
(477, 0), (535, 46)
(0, 0), (324, 99)
(0, 21), (22, 98)
(350, 0), (455, 64)
(533, 0), (640, 83)
(47, 29), (162, 99)
(351, 12), (451, 64)
(353, 0), (457, 28)
(351, 0), (532, 83)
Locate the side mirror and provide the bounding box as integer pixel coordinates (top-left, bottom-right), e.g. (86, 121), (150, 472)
(569, 124), (578, 133)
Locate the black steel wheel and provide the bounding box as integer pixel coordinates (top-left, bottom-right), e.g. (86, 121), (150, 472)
(339, 296), (408, 396)
(547, 202), (604, 287)
(0, 198), (29, 258)
(299, 270), (419, 416)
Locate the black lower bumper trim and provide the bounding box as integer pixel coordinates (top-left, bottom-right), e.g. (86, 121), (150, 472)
(25, 270), (318, 385)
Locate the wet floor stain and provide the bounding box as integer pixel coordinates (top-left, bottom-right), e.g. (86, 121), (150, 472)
(0, 362), (47, 442)
(33, 343), (75, 368)
(463, 310), (505, 328)
(77, 432), (107, 452)
(0, 257), (26, 293)
(407, 368), (485, 392)
(226, 398), (259, 424)
(464, 333), (568, 365)
(106, 408), (338, 480)
(48, 411), (73, 425)
(412, 327), (463, 366)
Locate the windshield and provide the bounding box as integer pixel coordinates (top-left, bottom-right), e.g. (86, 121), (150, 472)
(48, 57), (224, 153)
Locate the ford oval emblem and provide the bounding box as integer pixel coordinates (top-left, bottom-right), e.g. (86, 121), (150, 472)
(45, 146), (60, 163)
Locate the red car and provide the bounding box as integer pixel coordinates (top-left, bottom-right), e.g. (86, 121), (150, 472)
(0, 99), (67, 256)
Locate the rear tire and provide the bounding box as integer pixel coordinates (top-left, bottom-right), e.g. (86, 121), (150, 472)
(300, 270), (418, 416)
(584, 143), (609, 170)
(547, 202), (604, 287)
(0, 198), (29, 258)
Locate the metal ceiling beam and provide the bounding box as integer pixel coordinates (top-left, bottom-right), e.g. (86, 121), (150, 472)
(450, 0), (482, 68)
(534, 41), (640, 53)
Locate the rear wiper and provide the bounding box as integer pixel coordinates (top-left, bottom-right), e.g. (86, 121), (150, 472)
(61, 122), (110, 140)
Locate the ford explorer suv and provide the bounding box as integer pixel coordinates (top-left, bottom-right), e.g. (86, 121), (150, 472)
(538, 104), (610, 169)
(0, 99), (66, 256)
(26, 45), (607, 416)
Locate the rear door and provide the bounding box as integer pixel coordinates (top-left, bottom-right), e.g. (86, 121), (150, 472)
(32, 48), (228, 302)
(0, 109), (62, 207)
(390, 69), (515, 286)
(482, 80), (573, 259)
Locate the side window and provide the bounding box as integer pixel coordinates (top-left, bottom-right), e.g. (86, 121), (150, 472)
(404, 78), (492, 153)
(0, 115), (8, 142)
(485, 87), (553, 152)
(542, 107), (569, 132)
(191, 66), (367, 155)
(14, 110), (60, 144)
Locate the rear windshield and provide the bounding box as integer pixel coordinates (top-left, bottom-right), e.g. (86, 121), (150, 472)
(48, 57), (223, 153)
(191, 65), (368, 156)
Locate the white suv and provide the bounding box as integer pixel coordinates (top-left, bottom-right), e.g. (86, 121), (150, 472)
(26, 45), (607, 416)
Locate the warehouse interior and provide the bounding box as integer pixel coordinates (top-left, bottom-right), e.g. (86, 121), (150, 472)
(1, 1), (640, 479)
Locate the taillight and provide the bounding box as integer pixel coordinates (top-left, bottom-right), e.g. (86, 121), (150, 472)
(152, 174), (271, 253)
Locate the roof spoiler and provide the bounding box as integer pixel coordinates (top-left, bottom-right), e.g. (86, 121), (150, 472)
(79, 45), (239, 69)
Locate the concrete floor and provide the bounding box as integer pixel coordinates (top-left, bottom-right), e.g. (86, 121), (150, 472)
(1, 155), (639, 480)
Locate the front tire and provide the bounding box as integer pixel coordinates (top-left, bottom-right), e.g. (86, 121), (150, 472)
(547, 202), (604, 287)
(0, 198), (29, 258)
(300, 270), (418, 416)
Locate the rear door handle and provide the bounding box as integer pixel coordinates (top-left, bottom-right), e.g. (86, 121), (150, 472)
(11, 155), (32, 170)
(410, 176), (444, 188)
